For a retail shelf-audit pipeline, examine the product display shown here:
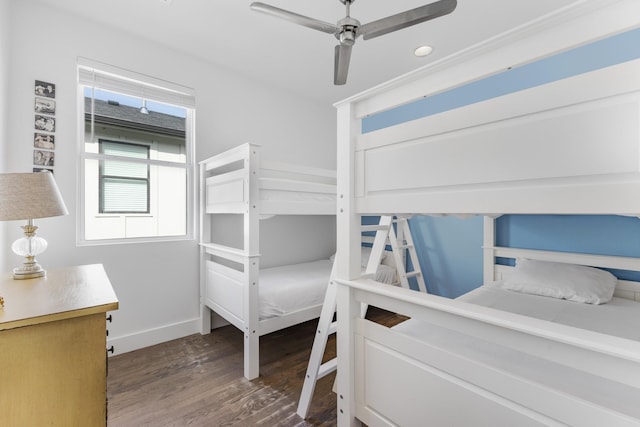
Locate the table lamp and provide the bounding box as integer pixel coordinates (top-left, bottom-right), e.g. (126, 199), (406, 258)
(0, 172), (68, 279)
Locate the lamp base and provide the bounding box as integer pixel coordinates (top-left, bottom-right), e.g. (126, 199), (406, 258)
(13, 268), (46, 280)
(13, 258), (46, 280)
(11, 222), (48, 280)
(13, 264), (47, 280)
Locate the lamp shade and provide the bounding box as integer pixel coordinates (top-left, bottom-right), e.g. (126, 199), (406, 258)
(0, 172), (69, 221)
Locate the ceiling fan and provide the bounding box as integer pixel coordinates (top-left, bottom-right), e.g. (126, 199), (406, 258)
(250, 0), (457, 85)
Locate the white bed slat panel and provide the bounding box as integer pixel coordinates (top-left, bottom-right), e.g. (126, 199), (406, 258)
(205, 170), (246, 213)
(356, 324), (551, 427)
(363, 98), (639, 192)
(353, 59), (640, 215)
(261, 159), (337, 181)
(259, 305), (323, 336)
(260, 177), (336, 194)
(355, 319), (640, 427)
(205, 260), (244, 324)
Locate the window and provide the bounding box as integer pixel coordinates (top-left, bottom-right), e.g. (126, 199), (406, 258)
(99, 140), (150, 214)
(78, 59), (195, 243)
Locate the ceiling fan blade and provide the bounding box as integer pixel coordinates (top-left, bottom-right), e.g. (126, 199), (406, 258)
(250, 2), (339, 35)
(334, 44), (353, 85)
(358, 0), (457, 40)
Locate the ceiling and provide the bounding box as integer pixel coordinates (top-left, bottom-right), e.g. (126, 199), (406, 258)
(37, 0), (584, 104)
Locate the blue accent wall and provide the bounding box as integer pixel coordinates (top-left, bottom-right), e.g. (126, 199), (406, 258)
(362, 28), (640, 298)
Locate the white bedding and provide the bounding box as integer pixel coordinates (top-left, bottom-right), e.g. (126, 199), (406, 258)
(259, 260), (396, 320)
(458, 283), (640, 342)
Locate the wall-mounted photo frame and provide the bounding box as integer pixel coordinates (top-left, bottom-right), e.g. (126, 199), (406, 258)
(33, 150), (54, 167)
(34, 133), (55, 150)
(34, 80), (55, 99)
(34, 114), (55, 132)
(34, 97), (56, 114)
(33, 167), (54, 174)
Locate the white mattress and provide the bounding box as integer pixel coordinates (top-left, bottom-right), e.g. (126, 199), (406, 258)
(259, 260), (397, 320)
(260, 259), (332, 320)
(458, 283), (640, 342)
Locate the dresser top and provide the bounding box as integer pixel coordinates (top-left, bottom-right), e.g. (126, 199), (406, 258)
(0, 264), (119, 330)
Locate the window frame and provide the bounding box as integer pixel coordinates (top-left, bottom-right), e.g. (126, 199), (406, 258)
(77, 58), (196, 246)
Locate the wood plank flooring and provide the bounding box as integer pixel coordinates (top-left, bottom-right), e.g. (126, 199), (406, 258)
(107, 307), (407, 426)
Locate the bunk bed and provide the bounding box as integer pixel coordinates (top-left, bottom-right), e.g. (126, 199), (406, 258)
(332, 1), (640, 425)
(199, 144), (400, 380)
(199, 143), (337, 380)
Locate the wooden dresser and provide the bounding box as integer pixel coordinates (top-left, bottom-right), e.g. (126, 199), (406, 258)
(0, 264), (119, 426)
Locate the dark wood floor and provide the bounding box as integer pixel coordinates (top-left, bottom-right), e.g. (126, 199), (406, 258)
(107, 307), (407, 426)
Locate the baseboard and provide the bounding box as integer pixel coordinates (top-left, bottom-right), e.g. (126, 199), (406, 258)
(107, 317), (200, 356)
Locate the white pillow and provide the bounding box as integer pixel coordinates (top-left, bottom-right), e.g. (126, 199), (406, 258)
(502, 258), (617, 305)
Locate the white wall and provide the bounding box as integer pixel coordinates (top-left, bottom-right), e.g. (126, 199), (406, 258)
(5, 0), (336, 354)
(0, 0), (10, 269)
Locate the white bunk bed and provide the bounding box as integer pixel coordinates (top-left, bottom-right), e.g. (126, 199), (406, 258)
(199, 143), (336, 380)
(333, 1), (640, 425)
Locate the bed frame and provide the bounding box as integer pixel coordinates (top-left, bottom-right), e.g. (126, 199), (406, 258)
(333, 1), (640, 425)
(199, 143), (336, 380)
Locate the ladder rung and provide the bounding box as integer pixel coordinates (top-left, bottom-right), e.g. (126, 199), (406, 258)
(317, 321), (337, 337)
(317, 358), (337, 379)
(328, 321), (337, 335)
(403, 271), (422, 278)
(361, 225), (389, 232)
(397, 244), (412, 250)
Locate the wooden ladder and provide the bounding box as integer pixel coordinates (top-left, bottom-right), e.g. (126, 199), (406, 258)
(296, 215), (426, 419)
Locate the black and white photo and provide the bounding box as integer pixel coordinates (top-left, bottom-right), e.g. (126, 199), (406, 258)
(33, 149), (54, 167)
(35, 114), (55, 132)
(34, 80), (55, 98)
(34, 97), (55, 114)
(34, 133), (55, 150)
(33, 167), (54, 174)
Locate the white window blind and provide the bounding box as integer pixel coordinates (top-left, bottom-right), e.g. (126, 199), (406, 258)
(100, 141), (149, 214)
(78, 57), (195, 108)
(102, 178), (148, 213)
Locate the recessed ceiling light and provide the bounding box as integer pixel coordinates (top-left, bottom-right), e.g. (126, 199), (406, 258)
(414, 45), (433, 57)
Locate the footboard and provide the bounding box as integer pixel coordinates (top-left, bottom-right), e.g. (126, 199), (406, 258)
(336, 279), (640, 427)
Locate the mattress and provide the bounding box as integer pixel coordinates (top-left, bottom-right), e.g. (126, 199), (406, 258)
(458, 283), (640, 342)
(259, 260), (396, 320)
(260, 259), (332, 320)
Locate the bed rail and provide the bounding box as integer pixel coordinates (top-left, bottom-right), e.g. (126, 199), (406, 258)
(336, 277), (640, 426)
(200, 143), (336, 216)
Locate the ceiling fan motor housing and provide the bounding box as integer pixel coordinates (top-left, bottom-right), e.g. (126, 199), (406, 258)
(336, 16), (360, 46)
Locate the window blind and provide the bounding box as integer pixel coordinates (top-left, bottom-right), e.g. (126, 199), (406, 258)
(78, 57), (195, 108)
(100, 141), (149, 213)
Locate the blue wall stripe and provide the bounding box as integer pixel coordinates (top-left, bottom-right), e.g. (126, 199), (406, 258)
(362, 27), (640, 133)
